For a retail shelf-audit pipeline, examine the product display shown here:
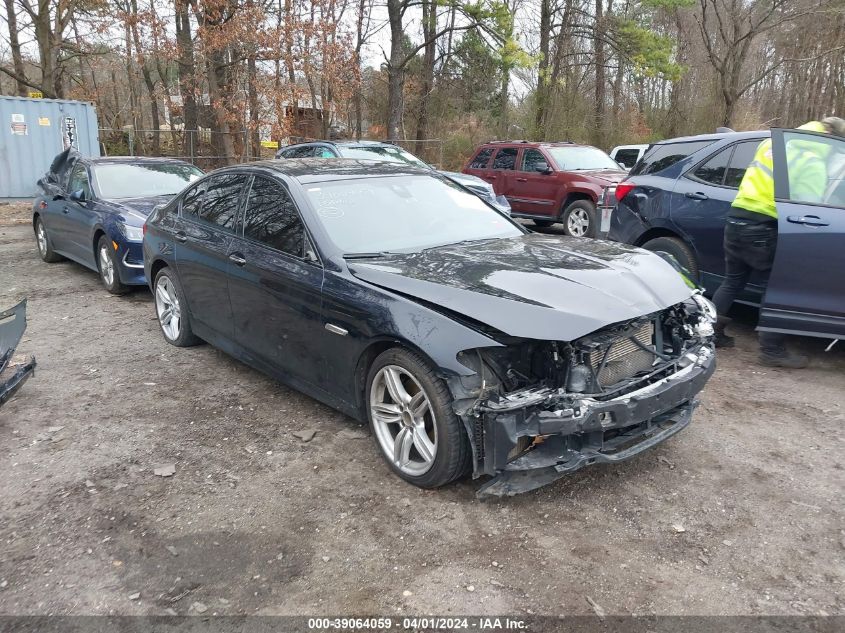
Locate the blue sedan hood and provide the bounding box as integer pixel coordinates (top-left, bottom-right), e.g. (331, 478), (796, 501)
(347, 234), (693, 342)
(106, 195), (174, 227)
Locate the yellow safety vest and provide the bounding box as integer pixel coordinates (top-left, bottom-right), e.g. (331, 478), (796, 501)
(732, 121), (828, 219)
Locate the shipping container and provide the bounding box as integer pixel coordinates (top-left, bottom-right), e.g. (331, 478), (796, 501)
(0, 96), (100, 199)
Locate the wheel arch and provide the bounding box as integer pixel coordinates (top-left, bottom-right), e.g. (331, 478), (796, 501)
(92, 226), (109, 259)
(148, 258), (170, 286)
(352, 338), (447, 420)
(634, 226), (684, 247)
(561, 190), (595, 212)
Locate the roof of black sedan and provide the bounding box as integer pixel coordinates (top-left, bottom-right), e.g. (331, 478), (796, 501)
(84, 156), (197, 166)
(654, 129), (768, 145)
(234, 158), (433, 183)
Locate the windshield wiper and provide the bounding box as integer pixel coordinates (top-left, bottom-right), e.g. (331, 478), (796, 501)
(421, 236), (504, 252)
(342, 251), (393, 259)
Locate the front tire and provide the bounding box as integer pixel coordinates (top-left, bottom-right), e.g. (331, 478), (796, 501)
(562, 200), (598, 238)
(97, 235), (129, 294)
(366, 348), (471, 488)
(34, 216), (63, 263)
(153, 268), (201, 347)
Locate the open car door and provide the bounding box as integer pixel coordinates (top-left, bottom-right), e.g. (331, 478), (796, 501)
(758, 127), (845, 339)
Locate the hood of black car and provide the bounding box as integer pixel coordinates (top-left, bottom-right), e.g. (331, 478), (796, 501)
(347, 234), (693, 341)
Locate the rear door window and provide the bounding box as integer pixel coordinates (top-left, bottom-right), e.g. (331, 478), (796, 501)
(182, 173), (246, 232)
(724, 141), (763, 188)
(242, 176), (306, 257)
(281, 146), (316, 158)
(691, 146), (732, 185)
(469, 148), (494, 169)
(492, 148), (518, 170)
(615, 149), (640, 169)
(630, 140), (715, 176)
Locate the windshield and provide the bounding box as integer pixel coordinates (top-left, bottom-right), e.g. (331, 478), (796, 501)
(336, 146), (430, 169)
(304, 175), (522, 254)
(547, 146), (621, 171)
(92, 163), (203, 199)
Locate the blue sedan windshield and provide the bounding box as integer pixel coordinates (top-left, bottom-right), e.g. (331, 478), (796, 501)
(304, 175), (522, 254)
(93, 163), (203, 199)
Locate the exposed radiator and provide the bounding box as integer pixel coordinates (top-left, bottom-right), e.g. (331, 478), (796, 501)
(590, 322), (656, 387)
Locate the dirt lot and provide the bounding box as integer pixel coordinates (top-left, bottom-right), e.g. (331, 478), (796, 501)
(1, 201), (843, 617)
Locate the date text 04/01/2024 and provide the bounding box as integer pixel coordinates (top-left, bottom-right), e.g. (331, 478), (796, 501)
(306, 617), (528, 630)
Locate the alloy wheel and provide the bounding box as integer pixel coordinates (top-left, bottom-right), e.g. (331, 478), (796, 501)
(36, 222), (47, 256)
(567, 207), (591, 237)
(370, 365), (438, 477)
(99, 244), (115, 286)
(155, 275), (182, 341)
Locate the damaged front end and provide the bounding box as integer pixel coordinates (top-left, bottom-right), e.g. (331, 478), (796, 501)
(450, 293), (716, 497)
(1, 300), (36, 407)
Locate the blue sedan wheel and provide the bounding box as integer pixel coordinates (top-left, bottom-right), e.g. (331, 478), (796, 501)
(34, 217), (62, 263)
(97, 235), (129, 295)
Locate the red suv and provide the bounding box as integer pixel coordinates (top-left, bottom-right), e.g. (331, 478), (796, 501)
(462, 141), (627, 237)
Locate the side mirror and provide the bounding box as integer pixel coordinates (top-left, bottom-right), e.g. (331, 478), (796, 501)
(618, 161), (628, 170)
(69, 189), (86, 203)
(537, 163), (553, 175)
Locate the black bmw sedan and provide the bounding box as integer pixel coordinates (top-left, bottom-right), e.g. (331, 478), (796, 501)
(143, 159), (716, 496)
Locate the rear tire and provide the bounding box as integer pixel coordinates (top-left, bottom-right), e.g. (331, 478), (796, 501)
(642, 236), (700, 281)
(153, 267), (201, 347)
(97, 235), (130, 295)
(562, 200), (598, 238)
(34, 216), (63, 263)
(366, 347), (471, 489)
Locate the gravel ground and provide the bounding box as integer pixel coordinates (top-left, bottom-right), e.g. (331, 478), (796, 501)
(1, 202), (843, 617)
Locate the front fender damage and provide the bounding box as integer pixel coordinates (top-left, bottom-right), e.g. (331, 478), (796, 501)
(447, 306), (716, 497)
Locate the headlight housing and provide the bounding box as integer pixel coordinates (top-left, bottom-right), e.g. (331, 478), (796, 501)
(123, 225), (144, 242)
(691, 292), (717, 323)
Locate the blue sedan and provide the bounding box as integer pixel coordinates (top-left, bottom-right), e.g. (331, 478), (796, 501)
(32, 150), (203, 293)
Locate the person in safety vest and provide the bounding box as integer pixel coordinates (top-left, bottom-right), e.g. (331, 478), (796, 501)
(712, 117), (845, 368)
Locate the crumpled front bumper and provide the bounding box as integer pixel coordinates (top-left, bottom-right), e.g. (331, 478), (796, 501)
(474, 344), (715, 497)
(0, 300), (36, 407)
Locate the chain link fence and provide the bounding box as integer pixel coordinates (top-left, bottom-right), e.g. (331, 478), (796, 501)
(99, 128), (278, 170)
(99, 128), (445, 170)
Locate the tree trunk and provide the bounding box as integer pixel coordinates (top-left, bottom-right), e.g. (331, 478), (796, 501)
(415, 0), (437, 153)
(207, 51), (237, 164)
(175, 0), (198, 159)
(534, 0), (551, 138)
(3, 0), (28, 96)
(593, 0), (606, 148)
(386, 0), (405, 141)
(354, 0), (367, 139)
(247, 55), (261, 157)
(130, 0), (160, 154)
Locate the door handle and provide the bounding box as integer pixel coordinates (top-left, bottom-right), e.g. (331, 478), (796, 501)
(229, 253), (247, 266)
(685, 192), (709, 201)
(174, 231), (187, 243)
(516, 178), (528, 182)
(485, 175), (497, 181)
(62, 207), (70, 214)
(787, 215), (829, 227)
